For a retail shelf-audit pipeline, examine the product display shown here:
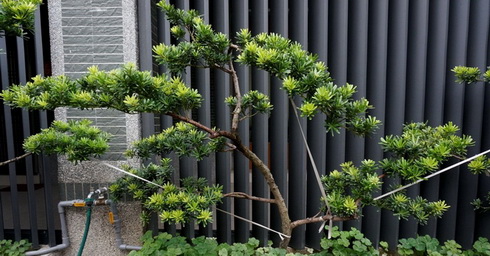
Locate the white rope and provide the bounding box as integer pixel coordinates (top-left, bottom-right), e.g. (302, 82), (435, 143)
(289, 98), (332, 237)
(104, 163), (291, 240)
(215, 208), (291, 240)
(373, 148), (490, 201)
(103, 163), (165, 189)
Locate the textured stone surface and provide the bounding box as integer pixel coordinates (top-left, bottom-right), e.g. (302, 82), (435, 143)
(47, 202), (142, 256)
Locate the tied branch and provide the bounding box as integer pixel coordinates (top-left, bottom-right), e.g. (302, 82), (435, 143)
(0, 152), (32, 167)
(224, 192), (276, 204)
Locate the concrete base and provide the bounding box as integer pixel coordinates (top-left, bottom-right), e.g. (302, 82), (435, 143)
(49, 202), (142, 256)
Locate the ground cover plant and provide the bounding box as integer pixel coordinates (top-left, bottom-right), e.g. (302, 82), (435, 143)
(1, 0), (489, 250)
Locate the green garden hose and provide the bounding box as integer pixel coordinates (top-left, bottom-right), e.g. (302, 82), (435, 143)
(77, 198), (94, 256)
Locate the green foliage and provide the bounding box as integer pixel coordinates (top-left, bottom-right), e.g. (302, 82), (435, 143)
(23, 119), (111, 163)
(126, 122), (225, 161)
(110, 161), (222, 226)
(0, 0), (41, 37)
(154, 0), (231, 73)
(468, 155), (490, 175)
(236, 30), (380, 135)
(379, 122), (473, 181)
(225, 90), (274, 118)
(471, 191), (490, 213)
(322, 122), (471, 223)
(452, 66), (489, 84)
(1, 63), (203, 113)
(129, 231), (303, 256)
(319, 226), (378, 256)
(397, 235), (442, 256)
(0, 239), (31, 256)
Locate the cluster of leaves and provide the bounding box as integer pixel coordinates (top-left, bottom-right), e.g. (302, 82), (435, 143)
(471, 191), (490, 213)
(322, 160), (380, 217)
(389, 236), (490, 256)
(236, 30), (380, 135)
(145, 177), (222, 225)
(376, 193), (450, 224)
(319, 226), (378, 256)
(0, 0), (41, 37)
(0, 63), (202, 114)
(379, 122), (473, 181)
(129, 231), (304, 256)
(154, 1), (231, 74)
(23, 119), (110, 163)
(0, 239), (31, 256)
(322, 122), (470, 223)
(110, 160), (222, 226)
(225, 90), (273, 118)
(126, 122), (225, 161)
(452, 66), (490, 84)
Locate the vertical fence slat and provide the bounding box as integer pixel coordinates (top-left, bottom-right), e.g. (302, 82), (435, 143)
(267, 0), (289, 247)
(249, 0), (270, 246)
(379, 0), (410, 245)
(0, 37), (22, 241)
(438, 0), (471, 243)
(419, 0), (450, 237)
(344, 0), (369, 231)
(288, 0), (308, 249)
(210, 0), (232, 244)
(455, 0), (489, 248)
(191, 0), (215, 238)
(305, 0), (328, 248)
(18, 34), (41, 246)
(361, 0), (389, 246)
(400, 0), (430, 239)
(230, 0), (251, 243)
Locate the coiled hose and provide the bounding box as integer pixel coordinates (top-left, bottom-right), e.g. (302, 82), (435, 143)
(77, 198), (94, 256)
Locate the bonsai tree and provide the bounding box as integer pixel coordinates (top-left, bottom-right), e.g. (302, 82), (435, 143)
(0, 1), (481, 249)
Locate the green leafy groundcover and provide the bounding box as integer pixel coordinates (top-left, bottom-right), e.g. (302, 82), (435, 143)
(129, 229), (490, 256)
(0, 239), (31, 256)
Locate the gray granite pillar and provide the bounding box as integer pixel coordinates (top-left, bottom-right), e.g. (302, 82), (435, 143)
(47, 0), (143, 254)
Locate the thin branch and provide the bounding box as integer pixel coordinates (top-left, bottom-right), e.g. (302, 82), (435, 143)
(0, 152), (33, 167)
(224, 192), (276, 204)
(290, 214), (357, 229)
(229, 59), (242, 132)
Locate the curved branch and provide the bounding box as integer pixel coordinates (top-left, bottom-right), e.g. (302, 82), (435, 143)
(0, 152), (33, 167)
(290, 214), (358, 229)
(224, 192), (276, 204)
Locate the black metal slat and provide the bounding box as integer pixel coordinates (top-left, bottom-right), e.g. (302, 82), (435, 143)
(192, 0), (214, 238)
(378, 0), (410, 245)
(419, 0), (450, 237)
(249, 0), (270, 246)
(455, 0), (489, 248)
(288, 0), (309, 249)
(305, 0), (328, 249)
(267, 0), (289, 247)
(325, 0), (347, 173)
(361, 0), (389, 246)
(230, 0), (251, 243)
(438, 0), (471, 243)
(400, 0), (430, 239)
(210, 0), (232, 244)
(137, 0), (160, 235)
(344, 0), (369, 232)
(17, 34), (41, 246)
(0, 37), (22, 241)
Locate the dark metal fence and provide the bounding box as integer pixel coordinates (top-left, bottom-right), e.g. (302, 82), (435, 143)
(139, 0), (490, 250)
(0, 3), (58, 249)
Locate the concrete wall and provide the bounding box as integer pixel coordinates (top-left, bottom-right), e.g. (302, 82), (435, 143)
(47, 0), (143, 254)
